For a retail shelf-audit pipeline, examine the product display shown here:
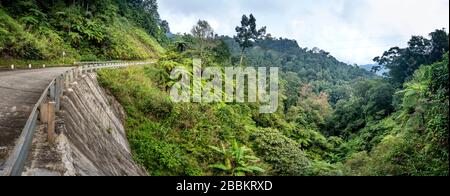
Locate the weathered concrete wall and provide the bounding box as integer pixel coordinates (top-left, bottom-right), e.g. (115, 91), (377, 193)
(23, 73), (146, 176)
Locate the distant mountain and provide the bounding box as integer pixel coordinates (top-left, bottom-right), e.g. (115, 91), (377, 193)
(221, 36), (375, 84)
(360, 64), (388, 76)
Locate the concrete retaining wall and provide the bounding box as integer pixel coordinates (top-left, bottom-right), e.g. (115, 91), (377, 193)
(22, 73), (146, 176)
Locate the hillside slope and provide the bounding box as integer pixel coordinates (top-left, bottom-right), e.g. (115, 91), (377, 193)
(0, 0), (165, 67)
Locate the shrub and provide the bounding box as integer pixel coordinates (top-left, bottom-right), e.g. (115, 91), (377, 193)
(251, 128), (310, 176)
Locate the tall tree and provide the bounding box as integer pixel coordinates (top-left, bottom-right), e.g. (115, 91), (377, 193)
(191, 19), (215, 58)
(373, 29), (449, 86)
(429, 28), (449, 62)
(234, 14), (266, 66)
(126, 0), (161, 39)
(160, 20), (170, 34)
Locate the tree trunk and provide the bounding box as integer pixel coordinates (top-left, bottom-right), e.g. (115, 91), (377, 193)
(239, 48), (245, 66)
(200, 40), (204, 59)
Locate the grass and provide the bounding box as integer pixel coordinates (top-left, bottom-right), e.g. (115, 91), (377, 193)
(0, 59), (75, 69)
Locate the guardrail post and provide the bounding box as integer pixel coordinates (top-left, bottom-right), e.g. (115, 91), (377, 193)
(78, 66), (82, 76)
(49, 82), (56, 101)
(39, 103), (48, 123)
(65, 72), (69, 89)
(47, 101), (56, 144)
(59, 76), (64, 94)
(55, 77), (61, 112)
(70, 70), (74, 82)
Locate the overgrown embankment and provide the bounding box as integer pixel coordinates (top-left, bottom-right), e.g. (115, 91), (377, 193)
(0, 1), (165, 68)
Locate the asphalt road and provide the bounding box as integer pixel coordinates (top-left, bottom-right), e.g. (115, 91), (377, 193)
(0, 67), (72, 167)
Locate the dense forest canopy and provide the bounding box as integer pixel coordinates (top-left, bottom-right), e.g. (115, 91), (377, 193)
(1, 0), (448, 176)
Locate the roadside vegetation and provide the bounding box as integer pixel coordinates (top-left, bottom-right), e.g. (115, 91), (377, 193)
(0, 0), (165, 68)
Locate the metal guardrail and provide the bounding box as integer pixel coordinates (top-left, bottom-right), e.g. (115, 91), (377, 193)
(74, 60), (127, 65)
(0, 61), (149, 176)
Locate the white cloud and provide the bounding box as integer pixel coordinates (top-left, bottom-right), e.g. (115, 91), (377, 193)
(158, 0), (449, 64)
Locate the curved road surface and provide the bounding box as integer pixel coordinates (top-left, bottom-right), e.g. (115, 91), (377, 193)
(0, 67), (72, 167)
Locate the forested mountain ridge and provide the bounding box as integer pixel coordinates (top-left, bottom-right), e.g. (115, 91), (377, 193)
(223, 36), (373, 83)
(0, 0), (166, 67)
(223, 35), (375, 109)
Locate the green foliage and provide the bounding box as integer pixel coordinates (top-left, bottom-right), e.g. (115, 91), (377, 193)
(308, 160), (343, 176)
(128, 127), (186, 176)
(373, 29), (449, 86)
(0, 8), (74, 60)
(99, 66), (203, 175)
(191, 20), (215, 58)
(0, 0), (165, 65)
(222, 35), (374, 115)
(364, 82), (395, 120)
(251, 128), (310, 176)
(209, 140), (265, 176)
(234, 14), (266, 65)
(98, 64), (267, 176)
(118, 0), (167, 43)
(343, 53), (449, 176)
(287, 84), (332, 130)
(97, 22), (448, 176)
(103, 18), (163, 60)
(27, 0), (444, 176)
(212, 39), (231, 64)
(329, 79), (395, 137)
(98, 51), (344, 176)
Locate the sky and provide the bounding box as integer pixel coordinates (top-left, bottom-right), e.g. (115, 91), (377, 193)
(158, 0), (449, 65)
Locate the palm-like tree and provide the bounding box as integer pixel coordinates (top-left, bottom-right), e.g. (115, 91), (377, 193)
(397, 67), (430, 130)
(209, 140), (265, 176)
(175, 41), (188, 52)
(155, 61), (179, 92)
(155, 69), (176, 92)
